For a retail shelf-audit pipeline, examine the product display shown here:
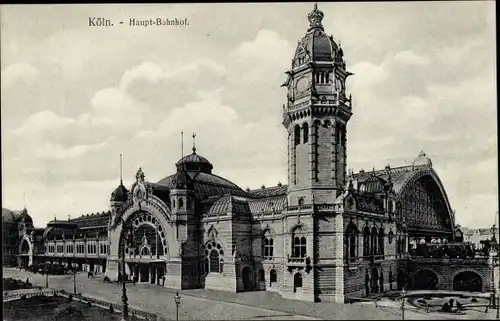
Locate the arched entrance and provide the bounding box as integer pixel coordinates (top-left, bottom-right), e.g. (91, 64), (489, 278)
(19, 239), (31, 268)
(116, 207), (171, 286)
(397, 270), (405, 290)
(453, 271), (482, 292)
(294, 273), (303, 293)
(365, 272), (370, 296)
(242, 266), (252, 291)
(413, 269), (439, 290)
(371, 268), (379, 293)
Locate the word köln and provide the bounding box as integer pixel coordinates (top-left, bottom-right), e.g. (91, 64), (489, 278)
(89, 17), (113, 27)
(129, 18), (190, 27)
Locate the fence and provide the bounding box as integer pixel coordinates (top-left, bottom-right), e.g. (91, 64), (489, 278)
(3, 290), (61, 302)
(57, 290), (164, 321)
(4, 289), (165, 321)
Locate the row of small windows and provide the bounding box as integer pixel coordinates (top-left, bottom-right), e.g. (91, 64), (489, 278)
(45, 243), (109, 255)
(294, 123), (309, 146)
(293, 122), (346, 147)
(345, 224), (386, 262)
(88, 244), (97, 254)
(314, 72), (330, 84)
(172, 197), (192, 210)
(363, 226), (385, 257)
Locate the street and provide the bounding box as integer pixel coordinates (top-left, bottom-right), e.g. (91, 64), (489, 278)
(4, 267), (492, 320)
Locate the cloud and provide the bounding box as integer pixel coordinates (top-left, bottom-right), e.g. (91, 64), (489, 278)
(31, 140), (110, 160)
(120, 62), (165, 92)
(394, 50), (430, 66)
(1, 3), (496, 229)
(10, 110), (75, 136)
(231, 29), (293, 63)
(1, 63), (39, 89)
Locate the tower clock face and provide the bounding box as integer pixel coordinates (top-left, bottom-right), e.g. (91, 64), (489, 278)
(296, 77), (310, 93)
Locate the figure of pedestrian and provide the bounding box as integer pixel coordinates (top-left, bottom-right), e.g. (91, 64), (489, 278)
(133, 276), (136, 285)
(162, 275), (165, 286)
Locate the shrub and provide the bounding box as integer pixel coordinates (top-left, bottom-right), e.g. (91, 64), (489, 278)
(471, 298), (478, 303)
(441, 302), (451, 313)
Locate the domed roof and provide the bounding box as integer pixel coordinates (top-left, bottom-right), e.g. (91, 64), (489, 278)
(2, 208), (20, 223)
(292, 4), (342, 66)
(176, 148), (213, 174)
(157, 171), (247, 200)
(413, 151), (433, 167)
(170, 170), (194, 190)
(110, 182), (129, 202)
(19, 207), (33, 224)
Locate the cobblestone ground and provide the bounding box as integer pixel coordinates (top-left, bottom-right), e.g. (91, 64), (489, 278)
(3, 268), (494, 320)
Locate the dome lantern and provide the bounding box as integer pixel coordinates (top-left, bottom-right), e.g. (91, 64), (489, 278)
(308, 3), (325, 31)
(412, 151), (433, 167)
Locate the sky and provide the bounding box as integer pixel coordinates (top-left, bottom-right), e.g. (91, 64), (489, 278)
(1, 2), (497, 229)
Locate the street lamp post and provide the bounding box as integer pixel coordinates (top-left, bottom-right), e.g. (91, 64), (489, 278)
(401, 287), (406, 320)
(174, 292), (181, 321)
(120, 218), (133, 321)
(73, 268), (77, 295)
(45, 267), (48, 288)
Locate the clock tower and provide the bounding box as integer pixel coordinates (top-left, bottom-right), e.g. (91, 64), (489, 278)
(281, 4), (353, 303)
(282, 3), (353, 206)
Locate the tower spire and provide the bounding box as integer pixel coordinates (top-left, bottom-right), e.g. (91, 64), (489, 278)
(192, 133), (197, 154)
(181, 131), (184, 158)
(120, 154), (123, 185)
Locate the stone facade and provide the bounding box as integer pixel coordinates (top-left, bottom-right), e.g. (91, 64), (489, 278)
(12, 3), (492, 305)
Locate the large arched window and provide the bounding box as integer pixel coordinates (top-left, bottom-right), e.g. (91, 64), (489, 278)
(205, 241), (224, 274)
(294, 125), (301, 146)
(209, 249), (220, 273)
(346, 222), (358, 262)
(302, 123), (309, 144)
(292, 226), (307, 259)
(292, 237), (307, 258)
(363, 226), (370, 257)
(262, 230), (274, 260)
(371, 227), (378, 256)
(378, 227), (385, 256)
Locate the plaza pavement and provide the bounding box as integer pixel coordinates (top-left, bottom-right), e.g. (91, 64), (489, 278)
(2, 268), (493, 320)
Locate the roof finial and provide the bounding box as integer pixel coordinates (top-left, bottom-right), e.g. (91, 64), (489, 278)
(192, 133), (197, 154)
(23, 192), (26, 210)
(54, 214), (57, 221)
(120, 154), (123, 185)
(308, 1), (324, 31)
